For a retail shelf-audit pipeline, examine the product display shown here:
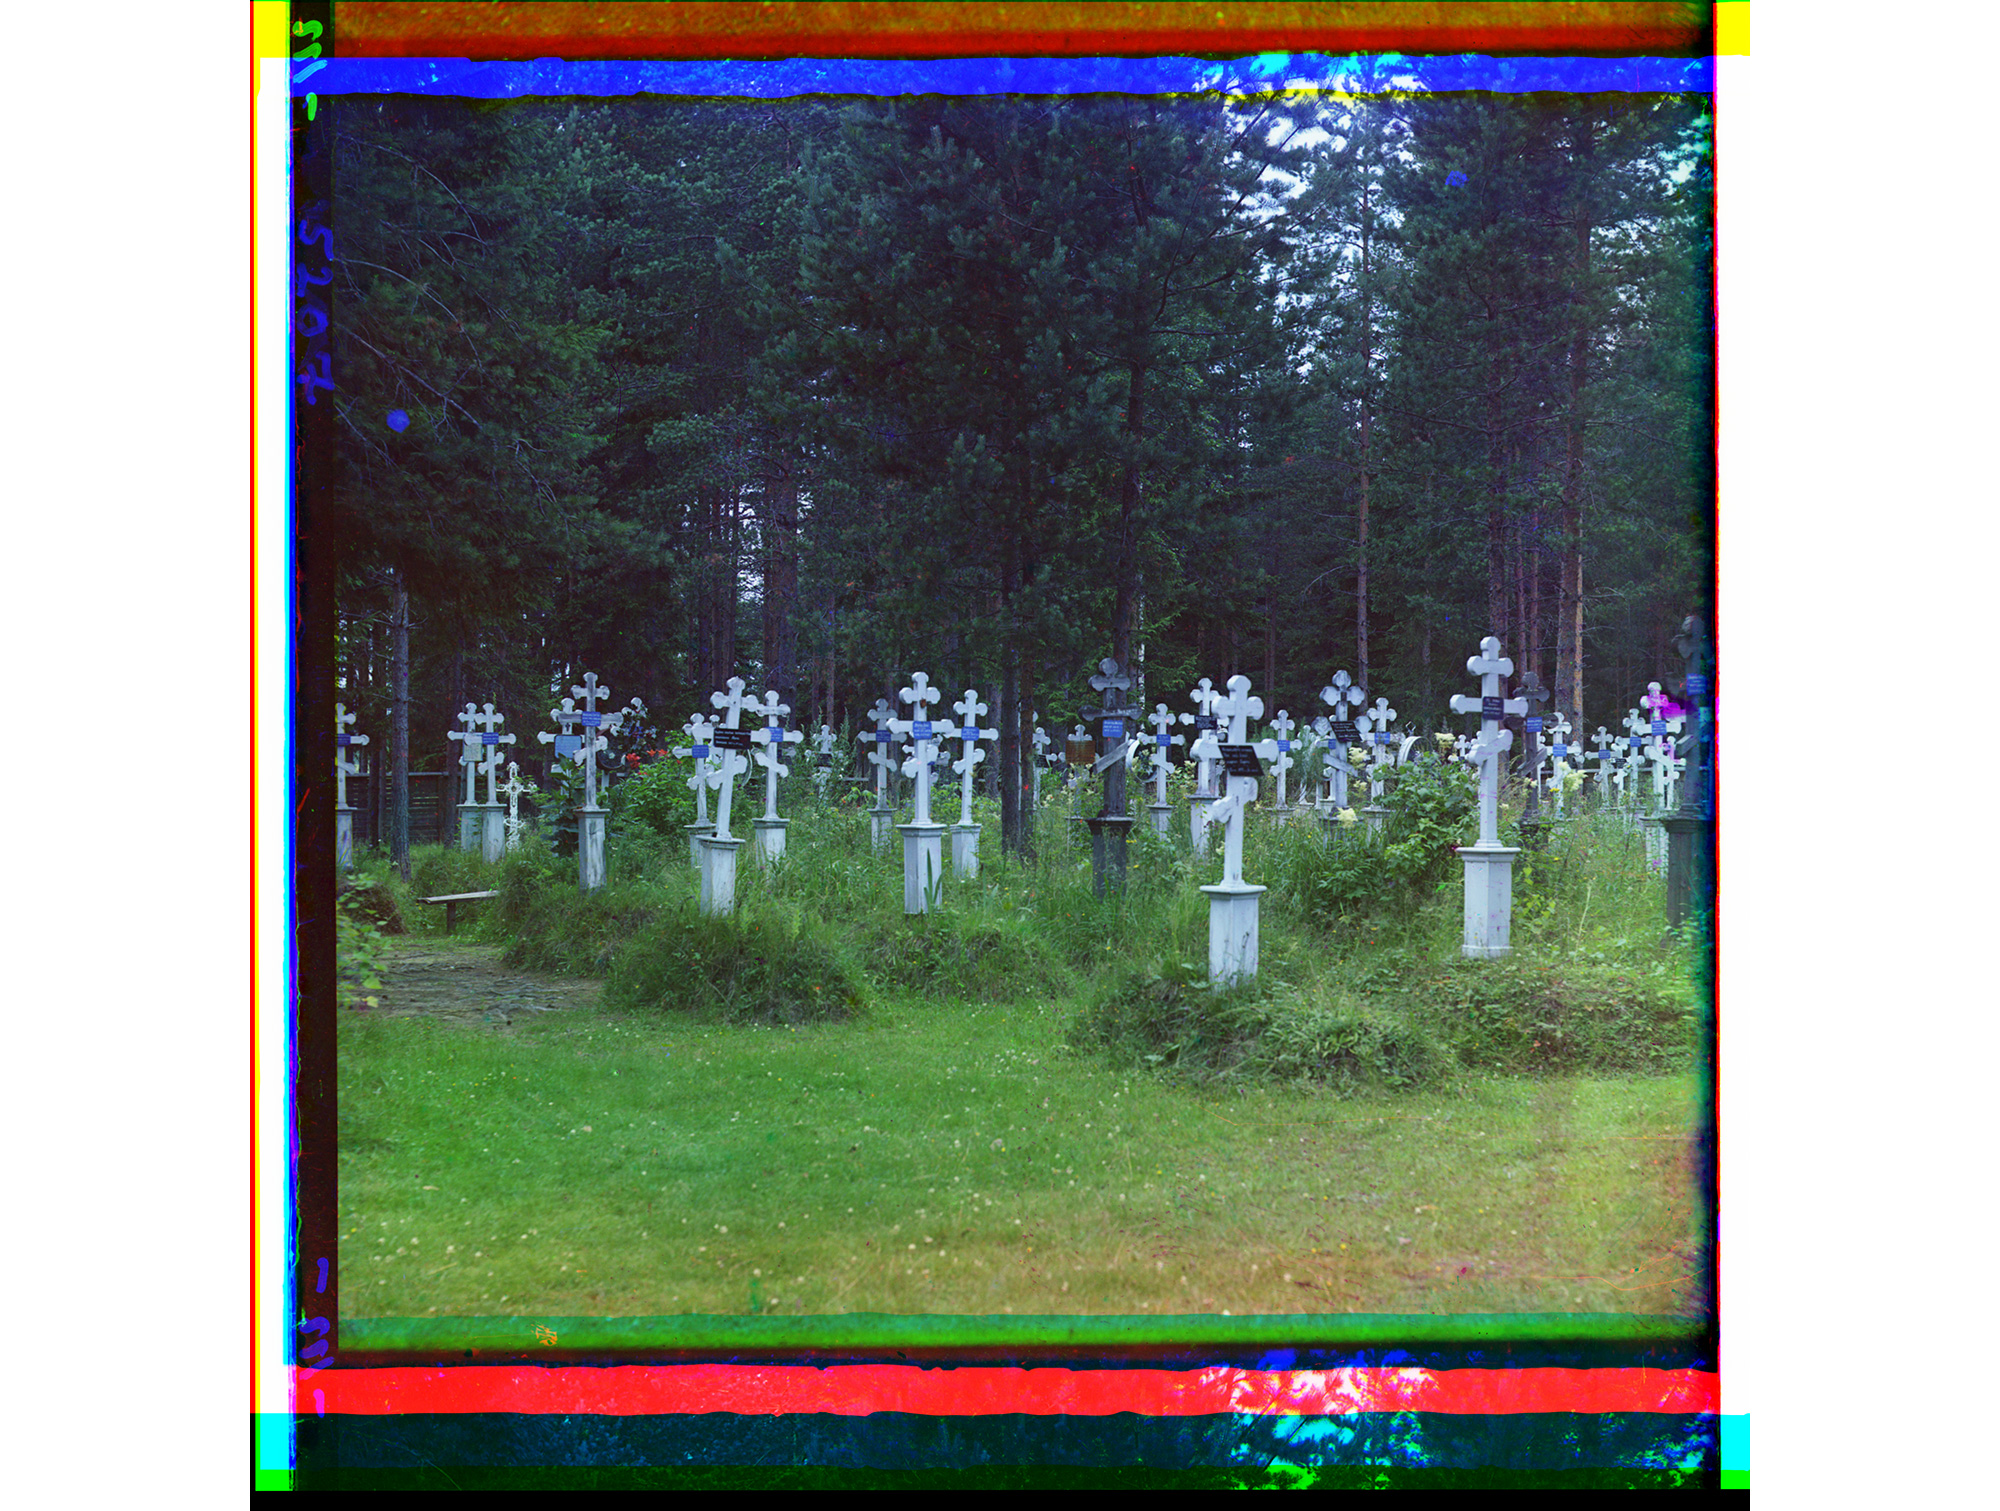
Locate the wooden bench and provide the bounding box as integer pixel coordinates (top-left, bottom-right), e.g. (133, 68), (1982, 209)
(417, 891), (500, 935)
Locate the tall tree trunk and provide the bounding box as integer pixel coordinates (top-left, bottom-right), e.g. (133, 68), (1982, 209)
(1485, 383), (1511, 647)
(1355, 171), (1374, 695)
(1017, 653), (1038, 861)
(760, 468), (800, 708)
(1109, 363), (1147, 671)
(390, 570), (411, 883)
(1557, 124), (1594, 719)
(1527, 519), (1543, 684)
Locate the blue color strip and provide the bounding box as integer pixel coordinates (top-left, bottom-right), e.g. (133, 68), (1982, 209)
(303, 54), (1713, 101)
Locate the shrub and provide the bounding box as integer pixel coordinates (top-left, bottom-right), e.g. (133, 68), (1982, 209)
(602, 902), (865, 1024)
(620, 754), (699, 839)
(1401, 959), (1697, 1074)
(495, 856), (661, 974)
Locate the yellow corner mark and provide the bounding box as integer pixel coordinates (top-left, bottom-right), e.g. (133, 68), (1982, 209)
(252, 1), (291, 64)
(1715, 2), (1750, 55)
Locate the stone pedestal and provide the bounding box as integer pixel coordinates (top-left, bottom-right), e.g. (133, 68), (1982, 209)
(1458, 844), (1520, 959)
(579, 807), (607, 892)
(900, 822), (948, 914)
(753, 816), (788, 866)
(479, 804), (507, 864)
(1085, 814), (1135, 900)
(1659, 813), (1710, 931)
(868, 804), (896, 853)
(1147, 802), (1174, 837)
(698, 834), (748, 916)
(1361, 804), (1388, 836)
(684, 821), (715, 868)
(1188, 794), (1215, 856)
(457, 805), (481, 853)
(1201, 881), (1266, 985)
(950, 822), (982, 880)
(335, 808), (355, 871)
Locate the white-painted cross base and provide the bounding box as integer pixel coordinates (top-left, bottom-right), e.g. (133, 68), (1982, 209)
(1201, 881), (1266, 985)
(335, 811), (355, 871)
(1188, 793), (1214, 856)
(1362, 804), (1388, 835)
(479, 804), (506, 865)
(868, 805), (896, 853)
(950, 822), (981, 880)
(899, 822), (948, 914)
(1147, 802), (1174, 837)
(579, 810), (608, 892)
(458, 805), (482, 854)
(698, 834), (748, 916)
(1459, 846), (1520, 958)
(684, 821), (716, 868)
(753, 815), (789, 866)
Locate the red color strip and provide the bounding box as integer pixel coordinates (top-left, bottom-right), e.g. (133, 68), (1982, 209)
(336, 2), (1713, 61)
(308, 1364), (1717, 1417)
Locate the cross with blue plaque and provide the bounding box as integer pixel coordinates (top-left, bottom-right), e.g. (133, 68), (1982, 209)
(949, 688), (1000, 828)
(890, 672), (944, 826)
(1265, 708), (1297, 808)
(1448, 636), (1527, 849)
(672, 713), (721, 823)
(334, 702), (368, 809)
(1146, 702), (1185, 806)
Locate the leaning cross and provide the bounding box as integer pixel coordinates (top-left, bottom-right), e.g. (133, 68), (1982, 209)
(1147, 702), (1185, 806)
(890, 672), (943, 826)
(706, 675), (756, 840)
(334, 702), (369, 808)
(1448, 636), (1526, 848)
(751, 689), (805, 822)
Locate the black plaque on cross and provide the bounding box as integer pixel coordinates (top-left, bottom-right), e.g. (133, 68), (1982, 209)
(712, 726), (753, 752)
(1329, 719), (1360, 746)
(1218, 743), (1265, 779)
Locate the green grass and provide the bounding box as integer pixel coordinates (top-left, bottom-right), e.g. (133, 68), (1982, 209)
(337, 778), (1707, 1320)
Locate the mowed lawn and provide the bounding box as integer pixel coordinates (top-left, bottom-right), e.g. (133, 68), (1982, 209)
(339, 941), (1704, 1320)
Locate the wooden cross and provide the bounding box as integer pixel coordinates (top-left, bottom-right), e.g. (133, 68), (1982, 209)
(891, 672), (943, 826)
(1204, 674), (1280, 886)
(706, 675), (755, 840)
(860, 696), (899, 807)
(671, 713), (719, 823)
(948, 688), (1000, 827)
(334, 702), (369, 808)
(1147, 703), (1185, 805)
(750, 689), (805, 822)
(1082, 658), (1142, 812)
(1447, 636), (1526, 848)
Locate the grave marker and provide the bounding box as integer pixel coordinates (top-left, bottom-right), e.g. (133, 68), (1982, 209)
(1512, 671), (1553, 846)
(1030, 719), (1052, 809)
(1081, 658), (1142, 897)
(1360, 695), (1396, 832)
(1199, 673), (1281, 983)
(1447, 636), (1527, 959)
(810, 725), (838, 800)
(1145, 703), (1185, 835)
(1183, 677), (1224, 854)
(750, 689), (805, 865)
(698, 676), (755, 914)
(891, 672), (947, 914)
(1659, 615), (1716, 929)
(671, 713), (720, 864)
(475, 711), (518, 863)
(446, 703), (488, 852)
(1266, 709), (1298, 813)
(498, 760), (531, 852)
(861, 697), (899, 850)
(948, 688), (1000, 879)
(1546, 710), (1575, 817)
(334, 703), (368, 870)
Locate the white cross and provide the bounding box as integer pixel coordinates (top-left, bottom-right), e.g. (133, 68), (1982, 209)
(498, 760), (531, 849)
(890, 672), (943, 825)
(750, 689), (804, 822)
(1147, 702), (1185, 805)
(860, 696), (899, 807)
(1447, 635), (1526, 848)
(537, 697), (585, 782)
(1363, 696), (1397, 800)
(563, 674), (620, 812)
(948, 689), (1000, 827)
(447, 703), (486, 808)
(1184, 677), (1222, 797)
(1266, 709), (1297, 807)
(1321, 724), (1359, 808)
(671, 713), (720, 823)
(706, 675), (755, 840)
(1321, 670), (1366, 720)
(477, 713), (517, 806)
(1203, 674), (1280, 886)
(334, 702), (369, 808)
(1030, 718), (1051, 806)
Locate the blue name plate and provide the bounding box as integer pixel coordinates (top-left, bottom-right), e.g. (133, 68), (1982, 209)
(1525, 717), (1543, 733)
(1629, 736), (1643, 748)
(1102, 719), (1124, 739)
(691, 744), (709, 758)
(1277, 739), (1291, 751)
(1686, 673), (1709, 696)
(912, 721), (934, 740)
(1156, 734), (1171, 747)
(1651, 719), (1666, 735)
(481, 732), (500, 744)
(555, 734), (581, 757)
(1553, 743), (1568, 758)
(961, 726), (980, 740)
(337, 733), (353, 745)
(876, 730), (891, 742)
(1482, 696), (1504, 719)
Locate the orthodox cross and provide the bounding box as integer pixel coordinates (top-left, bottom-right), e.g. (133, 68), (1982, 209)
(706, 675), (756, 840)
(569, 673), (620, 812)
(1362, 696), (1397, 802)
(949, 689), (1000, 827)
(1030, 718), (1052, 806)
(1265, 709), (1297, 807)
(1204, 674), (1279, 886)
(1082, 658), (1142, 817)
(1671, 615), (1713, 817)
(1513, 670), (1552, 811)
(447, 703), (487, 809)
(477, 711), (517, 807)
(671, 713), (719, 823)
(1322, 724), (1360, 808)
(498, 760), (530, 849)
(861, 697), (898, 807)
(1184, 676), (1223, 798)
(1447, 636), (1526, 848)
(751, 689), (804, 822)
(334, 702), (368, 809)
(890, 672), (943, 826)
(1147, 702), (1185, 806)
(1320, 672), (1367, 793)
(537, 697), (585, 790)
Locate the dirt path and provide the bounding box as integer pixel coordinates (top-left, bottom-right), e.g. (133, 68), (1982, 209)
(361, 940), (603, 1031)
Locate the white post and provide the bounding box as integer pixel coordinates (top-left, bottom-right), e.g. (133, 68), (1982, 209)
(335, 703), (369, 870)
(698, 676), (755, 914)
(949, 689), (999, 879)
(1146, 703), (1184, 835)
(1199, 674), (1280, 983)
(1447, 636), (1527, 958)
(891, 672), (947, 912)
